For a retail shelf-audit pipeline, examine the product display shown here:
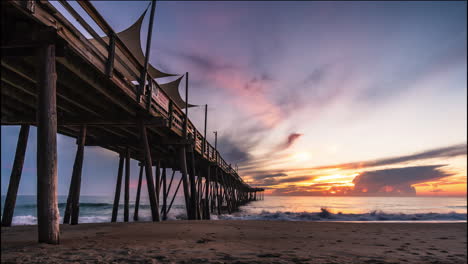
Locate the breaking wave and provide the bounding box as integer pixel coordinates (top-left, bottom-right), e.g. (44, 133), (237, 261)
(11, 215), (112, 225)
(219, 208), (467, 222)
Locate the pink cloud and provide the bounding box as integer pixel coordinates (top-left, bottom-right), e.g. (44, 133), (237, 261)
(207, 68), (284, 128)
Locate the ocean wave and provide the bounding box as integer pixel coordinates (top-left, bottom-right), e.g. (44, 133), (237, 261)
(219, 208), (467, 222)
(10, 215), (112, 225)
(16, 203), (185, 209)
(17, 203), (114, 209)
(9, 208), (466, 226)
(10, 213), (188, 226)
(10, 215), (37, 225)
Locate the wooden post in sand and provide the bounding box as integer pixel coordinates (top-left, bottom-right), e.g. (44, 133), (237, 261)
(140, 120), (160, 221)
(197, 173), (203, 219)
(162, 163), (168, 220)
(205, 165), (211, 220)
(36, 42), (60, 244)
(111, 154), (124, 222)
(189, 148), (198, 220)
(216, 169), (221, 215)
(178, 146), (191, 218)
(211, 179), (216, 213)
(70, 125), (87, 225)
(133, 163), (144, 221)
(1, 125), (30, 227)
(155, 160), (161, 203)
(217, 172), (222, 212)
(220, 172), (231, 214)
(124, 147), (130, 222)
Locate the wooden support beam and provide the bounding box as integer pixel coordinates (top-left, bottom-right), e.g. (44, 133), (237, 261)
(184, 72), (188, 138)
(70, 125), (86, 225)
(133, 164), (144, 221)
(197, 173), (203, 220)
(1, 125), (30, 227)
(188, 149), (198, 220)
(165, 169), (176, 203)
(137, 0), (157, 102)
(124, 147), (130, 222)
(105, 32), (116, 78)
(111, 154), (124, 222)
(178, 146), (191, 219)
(167, 175), (183, 216)
(36, 42), (59, 244)
(140, 121), (160, 221)
(205, 165), (211, 220)
(215, 168), (221, 215)
(155, 159), (160, 204)
(161, 163), (167, 220)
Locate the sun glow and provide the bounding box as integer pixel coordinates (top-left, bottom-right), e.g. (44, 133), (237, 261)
(314, 173), (359, 182)
(291, 152), (311, 162)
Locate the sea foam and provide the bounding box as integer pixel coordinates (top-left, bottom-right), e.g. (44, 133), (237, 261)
(218, 208), (467, 222)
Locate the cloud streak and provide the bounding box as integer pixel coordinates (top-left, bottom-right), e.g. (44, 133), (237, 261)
(246, 143), (467, 176)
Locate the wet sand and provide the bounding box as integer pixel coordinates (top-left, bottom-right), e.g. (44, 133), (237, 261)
(1, 221), (466, 263)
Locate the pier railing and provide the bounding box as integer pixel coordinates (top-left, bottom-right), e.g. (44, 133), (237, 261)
(52, 0), (239, 176)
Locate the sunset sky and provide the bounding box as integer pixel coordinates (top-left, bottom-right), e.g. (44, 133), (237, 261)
(1, 1), (466, 197)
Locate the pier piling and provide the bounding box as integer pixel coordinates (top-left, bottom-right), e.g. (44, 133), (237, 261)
(111, 154), (124, 222)
(36, 41), (60, 244)
(1, 125), (30, 227)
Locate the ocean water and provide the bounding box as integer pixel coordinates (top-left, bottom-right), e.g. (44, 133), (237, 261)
(0, 195), (466, 225)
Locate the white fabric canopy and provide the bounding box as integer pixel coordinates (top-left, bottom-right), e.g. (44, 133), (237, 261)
(159, 76), (197, 109)
(89, 9), (175, 80)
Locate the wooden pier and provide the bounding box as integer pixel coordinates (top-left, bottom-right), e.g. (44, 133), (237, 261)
(1, 0), (263, 244)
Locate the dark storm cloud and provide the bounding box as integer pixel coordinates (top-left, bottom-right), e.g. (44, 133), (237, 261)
(162, 48), (235, 75)
(217, 135), (252, 165)
(352, 165), (453, 195)
(267, 165), (454, 196)
(252, 172), (288, 181)
(302, 64), (330, 85)
(243, 74), (274, 93)
(277, 133), (303, 151)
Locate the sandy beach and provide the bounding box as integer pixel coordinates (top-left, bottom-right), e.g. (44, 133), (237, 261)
(1, 221), (466, 264)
